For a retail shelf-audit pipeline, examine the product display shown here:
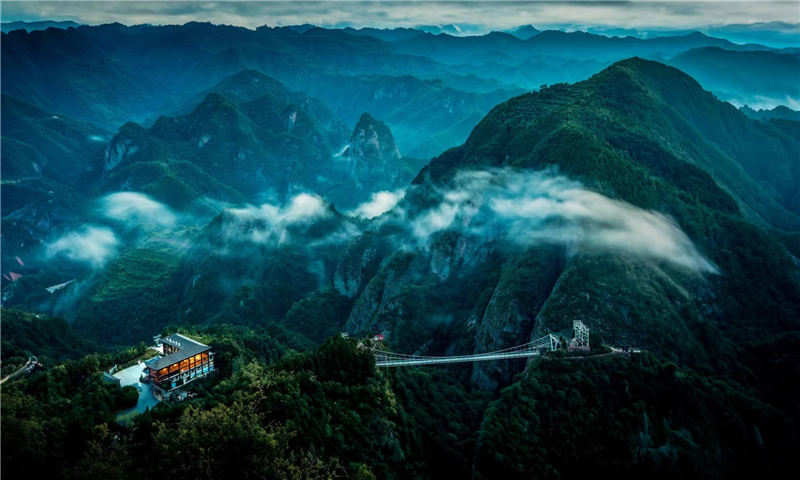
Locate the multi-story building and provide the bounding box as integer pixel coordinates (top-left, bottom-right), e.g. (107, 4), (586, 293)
(144, 333), (215, 398)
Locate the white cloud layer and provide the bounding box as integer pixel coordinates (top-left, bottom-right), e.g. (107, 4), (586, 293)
(3, 1), (796, 34)
(46, 226), (120, 267)
(408, 169), (718, 274)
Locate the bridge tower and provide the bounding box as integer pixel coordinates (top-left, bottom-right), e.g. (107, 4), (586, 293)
(570, 320), (590, 352)
(573, 320), (589, 347)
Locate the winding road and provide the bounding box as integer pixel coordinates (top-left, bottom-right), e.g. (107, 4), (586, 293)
(0, 355), (38, 385)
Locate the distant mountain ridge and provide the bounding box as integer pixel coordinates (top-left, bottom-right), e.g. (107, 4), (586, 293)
(503, 24), (541, 40)
(669, 46), (800, 109)
(391, 29), (772, 63)
(741, 104), (800, 122)
(1, 20), (80, 33)
(342, 26), (424, 42)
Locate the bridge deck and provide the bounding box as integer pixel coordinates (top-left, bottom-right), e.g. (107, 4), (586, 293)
(372, 333), (560, 368)
(375, 350), (541, 367)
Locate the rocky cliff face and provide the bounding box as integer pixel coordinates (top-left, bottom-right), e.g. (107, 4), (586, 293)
(429, 230), (491, 281)
(529, 250), (725, 370)
(101, 130), (143, 173)
(348, 113), (402, 164)
(343, 113), (403, 190)
(470, 247), (564, 390)
(334, 233), (385, 298)
(344, 252), (417, 338)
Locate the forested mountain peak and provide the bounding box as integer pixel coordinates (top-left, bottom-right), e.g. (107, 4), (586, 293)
(378, 58), (800, 386)
(202, 69), (289, 99)
(423, 57), (799, 230)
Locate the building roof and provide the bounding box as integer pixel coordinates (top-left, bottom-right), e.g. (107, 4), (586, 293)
(160, 333), (208, 350)
(146, 334), (211, 371)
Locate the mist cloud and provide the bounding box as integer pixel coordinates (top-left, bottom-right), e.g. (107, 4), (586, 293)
(407, 169), (718, 274)
(351, 189), (406, 219)
(99, 192), (177, 227)
(46, 226), (120, 267)
(228, 193), (327, 224)
(222, 193), (330, 245)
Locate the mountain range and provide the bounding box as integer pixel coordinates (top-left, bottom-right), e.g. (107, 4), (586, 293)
(2, 19), (800, 480)
(5, 55), (797, 372)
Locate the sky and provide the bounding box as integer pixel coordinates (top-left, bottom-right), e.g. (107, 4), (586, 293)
(2, 1), (799, 34)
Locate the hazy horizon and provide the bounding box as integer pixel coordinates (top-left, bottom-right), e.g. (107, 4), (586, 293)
(2, 1), (798, 36)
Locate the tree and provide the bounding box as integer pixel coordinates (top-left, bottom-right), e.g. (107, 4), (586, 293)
(590, 332), (603, 350)
(150, 401), (345, 479)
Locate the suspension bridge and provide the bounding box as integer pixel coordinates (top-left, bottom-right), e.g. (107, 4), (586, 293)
(372, 334), (562, 367)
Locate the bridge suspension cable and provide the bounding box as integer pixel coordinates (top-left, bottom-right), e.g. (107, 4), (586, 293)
(372, 334), (560, 367)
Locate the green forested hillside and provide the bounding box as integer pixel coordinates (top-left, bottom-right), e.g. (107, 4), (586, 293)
(474, 353), (798, 479)
(430, 58), (799, 226)
(0, 96), (108, 257)
(1, 94), (109, 183)
(1, 309), (93, 367)
(2, 327), (796, 480)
